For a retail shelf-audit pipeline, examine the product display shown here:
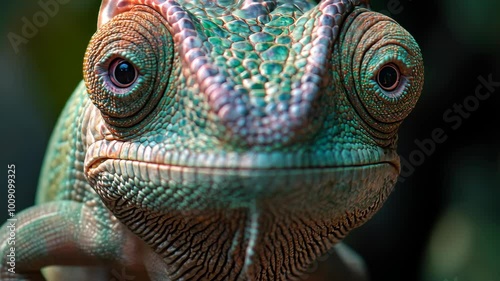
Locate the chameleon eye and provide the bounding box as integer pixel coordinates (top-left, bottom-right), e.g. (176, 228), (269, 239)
(337, 10), (424, 142)
(377, 63), (400, 92)
(109, 59), (137, 88)
(83, 6), (173, 130)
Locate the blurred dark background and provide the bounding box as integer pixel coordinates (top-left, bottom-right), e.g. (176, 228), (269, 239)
(1, 1), (499, 281)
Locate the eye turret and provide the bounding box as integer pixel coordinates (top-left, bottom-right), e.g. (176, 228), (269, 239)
(83, 6), (173, 130)
(336, 9), (424, 143)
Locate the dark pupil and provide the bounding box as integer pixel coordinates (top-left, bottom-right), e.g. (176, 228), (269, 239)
(112, 60), (136, 87)
(378, 65), (399, 90)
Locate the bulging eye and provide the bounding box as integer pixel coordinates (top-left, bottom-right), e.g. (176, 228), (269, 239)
(109, 59), (137, 88)
(337, 9), (424, 142)
(377, 63), (400, 91)
(83, 6), (173, 129)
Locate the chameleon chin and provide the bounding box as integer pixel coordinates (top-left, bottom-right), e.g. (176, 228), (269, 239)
(1, 0), (423, 280)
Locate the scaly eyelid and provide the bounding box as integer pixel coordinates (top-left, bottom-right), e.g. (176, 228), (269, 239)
(374, 76), (409, 100)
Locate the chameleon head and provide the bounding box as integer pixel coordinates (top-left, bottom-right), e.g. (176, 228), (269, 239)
(82, 0), (423, 278)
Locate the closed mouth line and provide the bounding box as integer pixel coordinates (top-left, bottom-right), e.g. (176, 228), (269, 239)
(88, 157), (396, 170)
(84, 140), (400, 175)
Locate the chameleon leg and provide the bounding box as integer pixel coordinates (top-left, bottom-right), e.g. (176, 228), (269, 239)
(0, 201), (148, 281)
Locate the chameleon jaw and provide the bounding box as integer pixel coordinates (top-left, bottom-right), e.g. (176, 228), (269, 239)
(82, 135), (400, 281)
(84, 153), (399, 280)
(86, 157), (398, 208)
(84, 139), (401, 178)
(84, 139), (400, 216)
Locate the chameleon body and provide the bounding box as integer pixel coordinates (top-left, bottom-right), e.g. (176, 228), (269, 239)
(1, 0), (423, 280)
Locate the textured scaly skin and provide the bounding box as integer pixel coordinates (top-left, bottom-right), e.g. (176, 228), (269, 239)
(0, 0), (424, 280)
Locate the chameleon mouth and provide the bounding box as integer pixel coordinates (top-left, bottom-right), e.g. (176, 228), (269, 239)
(84, 140), (400, 176)
(83, 141), (400, 230)
(85, 157), (399, 213)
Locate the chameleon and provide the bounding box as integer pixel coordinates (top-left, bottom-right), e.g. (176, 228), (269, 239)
(1, 0), (424, 280)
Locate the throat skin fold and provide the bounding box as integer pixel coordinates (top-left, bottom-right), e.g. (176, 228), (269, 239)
(88, 158), (398, 280)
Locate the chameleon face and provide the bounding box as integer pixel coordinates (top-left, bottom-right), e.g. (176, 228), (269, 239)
(81, 0), (423, 279)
